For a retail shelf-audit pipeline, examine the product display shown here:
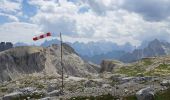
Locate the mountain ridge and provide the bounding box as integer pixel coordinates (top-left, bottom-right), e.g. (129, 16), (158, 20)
(119, 39), (170, 63)
(0, 43), (98, 83)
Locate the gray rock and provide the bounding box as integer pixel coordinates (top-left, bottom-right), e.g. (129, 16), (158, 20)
(160, 80), (170, 87)
(133, 77), (152, 83)
(102, 84), (111, 88)
(19, 87), (36, 94)
(84, 80), (97, 87)
(48, 90), (61, 97)
(47, 84), (59, 92)
(119, 77), (134, 84)
(2, 92), (23, 100)
(40, 97), (52, 100)
(136, 87), (154, 100)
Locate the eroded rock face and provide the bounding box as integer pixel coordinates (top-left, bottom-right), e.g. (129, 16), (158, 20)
(0, 46), (46, 82)
(0, 44), (98, 83)
(100, 60), (123, 73)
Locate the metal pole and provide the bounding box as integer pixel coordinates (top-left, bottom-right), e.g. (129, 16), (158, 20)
(60, 32), (64, 94)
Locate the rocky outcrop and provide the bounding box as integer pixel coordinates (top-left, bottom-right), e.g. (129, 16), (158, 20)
(100, 60), (123, 73)
(120, 39), (169, 63)
(0, 42), (13, 52)
(0, 43), (98, 83)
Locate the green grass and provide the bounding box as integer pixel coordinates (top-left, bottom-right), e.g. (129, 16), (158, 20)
(142, 59), (153, 66)
(0, 87), (8, 92)
(123, 95), (137, 100)
(144, 64), (170, 76)
(69, 94), (118, 100)
(155, 88), (170, 100)
(69, 94), (138, 100)
(116, 66), (145, 76)
(156, 64), (170, 70)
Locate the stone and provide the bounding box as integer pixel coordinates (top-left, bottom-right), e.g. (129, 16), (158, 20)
(47, 84), (59, 92)
(119, 77), (134, 84)
(48, 90), (61, 97)
(136, 87), (154, 100)
(84, 80), (96, 87)
(19, 87), (36, 94)
(40, 97), (52, 100)
(160, 80), (170, 87)
(2, 92), (23, 100)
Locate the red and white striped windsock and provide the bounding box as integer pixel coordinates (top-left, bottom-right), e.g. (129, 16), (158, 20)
(33, 32), (52, 41)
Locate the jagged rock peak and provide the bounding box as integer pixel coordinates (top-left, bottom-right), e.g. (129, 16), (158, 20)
(0, 42), (13, 52)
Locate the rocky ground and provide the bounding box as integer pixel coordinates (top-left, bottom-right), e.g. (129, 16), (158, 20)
(0, 73), (170, 100)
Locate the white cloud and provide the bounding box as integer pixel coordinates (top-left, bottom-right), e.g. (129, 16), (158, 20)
(0, 0), (170, 46)
(0, 22), (40, 44)
(28, 0), (170, 46)
(0, 0), (22, 13)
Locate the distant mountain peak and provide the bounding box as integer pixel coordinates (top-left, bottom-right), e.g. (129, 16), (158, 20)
(119, 38), (169, 63)
(149, 38), (161, 44)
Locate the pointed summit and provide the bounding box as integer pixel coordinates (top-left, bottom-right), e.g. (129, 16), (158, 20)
(148, 39), (162, 48)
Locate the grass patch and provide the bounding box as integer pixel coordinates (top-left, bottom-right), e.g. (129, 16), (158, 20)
(155, 88), (170, 100)
(116, 66), (145, 76)
(156, 64), (170, 70)
(0, 87), (8, 92)
(123, 95), (137, 100)
(142, 58), (153, 66)
(144, 64), (170, 76)
(69, 94), (118, 100)
(69, 94), (138, 100)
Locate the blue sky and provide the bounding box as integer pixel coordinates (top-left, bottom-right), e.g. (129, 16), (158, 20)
(0, 0), (170, 46)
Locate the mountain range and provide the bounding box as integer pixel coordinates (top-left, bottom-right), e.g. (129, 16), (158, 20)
(13, 39), (170, 64)
(119, 39), (170, 63)
(39, 39), (135, 63)
(70, 39), (170, 63)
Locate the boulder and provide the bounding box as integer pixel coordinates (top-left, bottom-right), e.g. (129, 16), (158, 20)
(160, 80), (170, 87)
(2, 92), (23, 100)
(48, 90), (61, 97)
(136, 87), (154, 100)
